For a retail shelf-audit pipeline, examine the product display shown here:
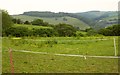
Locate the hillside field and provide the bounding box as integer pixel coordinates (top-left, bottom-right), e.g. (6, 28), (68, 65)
(13, 15), (90, 30)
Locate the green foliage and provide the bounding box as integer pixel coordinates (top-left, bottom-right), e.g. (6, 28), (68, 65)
(54, 23), (77, 37)
(31, 19), (50, 26)
(5, 26), (30, 37)
(24, 21), (31, 25)
(2, 10), (13, 30)
(12, 18), (23, 24)
(76, 31), (87, 37)
(16, 19), (23, 24)
(86, 30), (97, 36)
(85, 28), (98, 36)
(32, 28), (58, 37)
(12, 18), (17, 23)
(31, 19), (44, 25)
(98, 25), (120, 36)
(4, 24), (58, 37)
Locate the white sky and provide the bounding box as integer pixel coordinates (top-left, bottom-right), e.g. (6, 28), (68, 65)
(0, 0), (119, 15)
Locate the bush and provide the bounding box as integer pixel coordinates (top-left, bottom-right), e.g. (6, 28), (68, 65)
(98, 25), (120, 36)
(4, 25), (58, 37)
(54, 23), (77, 37)
(5, 26), (30, 37)
(76, 31), (86, 37)
(32, 28), (58, 37)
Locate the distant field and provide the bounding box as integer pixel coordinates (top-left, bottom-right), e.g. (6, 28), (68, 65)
(102, 16), (117, 21)
(14, 24), (53, 29)
(2, 36), (119, 73)
(12, 15), (90, 30)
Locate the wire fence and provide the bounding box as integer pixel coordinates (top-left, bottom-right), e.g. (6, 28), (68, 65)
(6, 49), (120, 59)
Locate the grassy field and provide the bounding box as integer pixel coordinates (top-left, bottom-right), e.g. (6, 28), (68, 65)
(14, 24), (53, 29)
(2, 36), (119, 73)
(13, 15), (90, 30)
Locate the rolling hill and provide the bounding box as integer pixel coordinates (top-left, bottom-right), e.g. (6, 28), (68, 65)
(12, 15), (90, 30)
(12, 11), (118, 30)
(77, 11), (118, 29)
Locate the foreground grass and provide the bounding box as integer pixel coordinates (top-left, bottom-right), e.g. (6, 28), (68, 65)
(2, 36), (119, 73)
(2, 36), (118, 56)
(2, 51), (118, 73)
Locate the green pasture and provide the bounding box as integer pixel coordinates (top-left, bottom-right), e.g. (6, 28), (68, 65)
(14, 24), (53, 29)
(2, 36), (118, 56)
(2, 36), (119, 73)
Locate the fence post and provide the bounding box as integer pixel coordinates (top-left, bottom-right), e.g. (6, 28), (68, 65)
(9, 48), (14, 75)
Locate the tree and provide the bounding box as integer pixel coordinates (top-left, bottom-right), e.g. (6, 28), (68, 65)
(63, 17), (67, 21)
(85, 28), (97, 36)
(24, 21), (31, 24)
(98, 25), (120, 36)
(5, 26), (30, 37)
(2, 10), (13, 30)
(16, 19), (23, 24)
(31, 19), (44, 25)
(54, 23), (77, 36)
(12, 18), (17, 24)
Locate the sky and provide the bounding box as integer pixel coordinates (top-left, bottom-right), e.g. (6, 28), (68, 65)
(0, 0), (119, 15)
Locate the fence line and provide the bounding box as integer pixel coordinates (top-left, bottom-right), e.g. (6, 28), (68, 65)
(6, 50), (120, 59)
(114, 38), (117, 56)
(25, 39), (108, 42)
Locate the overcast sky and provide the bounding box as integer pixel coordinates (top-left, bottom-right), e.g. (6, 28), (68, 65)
(0, 0), (119, 15)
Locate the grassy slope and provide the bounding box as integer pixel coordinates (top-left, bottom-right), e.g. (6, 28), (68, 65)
(102, 16), (118, 21)
(77, 11), (117, 20)
(14, 24), (53, 29)
(12, 15), (90, 30)
(77, 11), (106, 20)
(77, 11), (118, 29)
(95, 15), (118, 28)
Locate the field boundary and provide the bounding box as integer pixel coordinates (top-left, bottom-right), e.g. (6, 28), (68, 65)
(113, 38), (117, 56)
(24, 39), (108, 42)
(6, 50), (120, 59)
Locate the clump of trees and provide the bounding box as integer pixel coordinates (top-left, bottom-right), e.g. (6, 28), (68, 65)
(6, 16), (77, 37)
(4, 23), (77, 37)
(31, 19), (49, 26)
(85, 28), (98, 36)
(54, 23), (77, 37)
(12, 18), (50, 26)
(24, 21), (31, 25)
(5, 26), (57, 37)
(98, 25), (120, 36)
(5, 26), (29, 37)
(12, 18), (23, 24)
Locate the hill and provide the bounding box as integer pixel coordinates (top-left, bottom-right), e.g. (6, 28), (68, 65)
(77, 11), (118, 29)
(12, 15), (90, 30)
(12, 11), (118, 30)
